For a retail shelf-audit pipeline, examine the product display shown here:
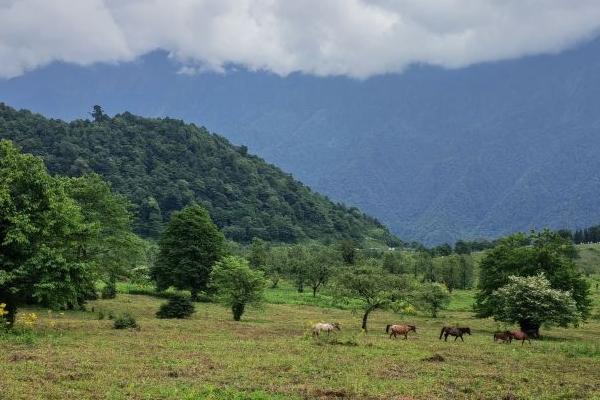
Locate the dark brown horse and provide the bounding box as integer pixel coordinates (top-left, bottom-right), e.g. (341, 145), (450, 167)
(386, 324), (416, 339)
(493, 331), (513, 344)
(510, 330), (531, 346)
(439, 326), (471, 342)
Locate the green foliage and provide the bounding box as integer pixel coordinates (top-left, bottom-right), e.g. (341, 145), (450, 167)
(490, 274), (581, 330)
(0, 140), (95, 325)
(151, 204), (225, 300)
(248, 237), (269, 269)
(304, 245), (341, 297)
(156, 295), (196, 319)
(101, 280), (117, 300)
(415, 282), (450, 318)
(113, 313), (138, 329)
(334, 261), (412, 331)
(211, 256), (267, 321)
(0, 103), (399, 246)
(63, 174), (148, 284)
(475, 230), (591, 330)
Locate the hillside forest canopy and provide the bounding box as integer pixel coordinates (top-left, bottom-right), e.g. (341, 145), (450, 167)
(0, 103), (399, 247)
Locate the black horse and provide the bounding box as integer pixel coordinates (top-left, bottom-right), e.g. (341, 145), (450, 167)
(439, 326), (471, 342)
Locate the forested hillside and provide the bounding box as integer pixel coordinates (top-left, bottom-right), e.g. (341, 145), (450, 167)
(0, 104), (398, 245)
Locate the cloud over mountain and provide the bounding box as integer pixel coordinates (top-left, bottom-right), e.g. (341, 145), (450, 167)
(1, 0), (600, 78)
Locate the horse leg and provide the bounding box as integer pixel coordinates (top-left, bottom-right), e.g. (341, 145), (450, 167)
(444, 334), (448, 342)
(459, 335), (464, 342)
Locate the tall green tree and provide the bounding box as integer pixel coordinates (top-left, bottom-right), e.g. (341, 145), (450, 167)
(415, 282), (450, 318)
(475, 230), (590, 336)
(211, 256), (267, 321)
(64, 174), (146, 292)
(0, 141), (95, 325)
(151, 204), (225, 300)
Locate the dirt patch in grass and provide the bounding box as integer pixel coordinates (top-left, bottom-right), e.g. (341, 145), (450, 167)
(421, 354), (445, 362)
(8, 352), (36, 362)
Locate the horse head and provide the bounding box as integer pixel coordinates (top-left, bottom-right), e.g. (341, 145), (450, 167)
(332, 322), (341, 331)
(464, 327), (471, 335)
(409, 324), (417, 332)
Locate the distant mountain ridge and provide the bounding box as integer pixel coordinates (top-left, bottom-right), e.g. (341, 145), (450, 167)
(2, 37), (600, 244)
(0, 104), (399, 246)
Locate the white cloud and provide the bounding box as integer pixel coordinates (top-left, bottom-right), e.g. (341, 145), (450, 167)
(1, 0), (600, 78)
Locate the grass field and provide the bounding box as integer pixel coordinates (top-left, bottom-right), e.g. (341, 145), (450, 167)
(1, 283), (600, 400)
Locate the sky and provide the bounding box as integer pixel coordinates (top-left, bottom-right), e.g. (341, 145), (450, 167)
(1, 0), (600, 79)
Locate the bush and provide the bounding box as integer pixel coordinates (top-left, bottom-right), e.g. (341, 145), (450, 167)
(113, 314), (138, 329)
(101, 281), (117, 299)
(156, 295), (195, 319)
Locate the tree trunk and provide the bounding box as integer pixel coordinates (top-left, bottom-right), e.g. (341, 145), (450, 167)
(312, 286), (318, 297)
(519, 319), (540, 338)
(361, 304), (379, 332)
(232, 303), (245, 321)
(190, 288), (199, 302)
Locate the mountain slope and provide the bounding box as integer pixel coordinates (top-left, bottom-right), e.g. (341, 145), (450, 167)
(2, 38), (600, 244)
(0, 104), (398, 246)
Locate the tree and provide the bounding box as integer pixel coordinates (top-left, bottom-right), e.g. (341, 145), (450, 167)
(490, 274), (581, 336)
(211, 256), (267, 321)
(288, 245), (308, 292)
(90, 105), (107, 122)
(64, 174), (146, 293)
(383, 251), (406, 274)
(475, 230), (590, 336)
(151, 204), (225, 301)
(335, 261), (409, 331)
(339, 240), (357, 265)
(415, 282), (450, 318)
(248, 237), (269, 269)
(0, 140), (95, 325)
(305, 246), (339, 296)
(264, 247), (288, 288)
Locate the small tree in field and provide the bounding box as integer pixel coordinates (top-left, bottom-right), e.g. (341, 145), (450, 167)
(151, 204), (225, 301)
(416, 282), (450, 318)
(211, 256), (267, 321)
(335, 262), (409, 332)
(305, 246), (340, 297)
(490, 274), (581, 336)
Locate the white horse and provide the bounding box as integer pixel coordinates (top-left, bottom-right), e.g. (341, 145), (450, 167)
(312, 322), (341, 337)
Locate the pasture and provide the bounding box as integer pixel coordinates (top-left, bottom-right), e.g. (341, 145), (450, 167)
(1, 283), (600, 400)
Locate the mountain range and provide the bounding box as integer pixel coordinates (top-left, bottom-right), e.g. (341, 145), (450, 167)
(1, 37), (600, 244)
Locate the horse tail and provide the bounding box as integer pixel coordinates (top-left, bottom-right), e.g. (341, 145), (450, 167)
(385, 324), (391, 333)
(439, 327), (446, 340)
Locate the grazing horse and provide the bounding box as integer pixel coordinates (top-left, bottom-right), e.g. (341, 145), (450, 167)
(493, 331), (513, 344)
(385, 324), (417, 339)
(312, 322), (341, 337)
(439, 326), (471, 342)
(510, 330), (532, 346)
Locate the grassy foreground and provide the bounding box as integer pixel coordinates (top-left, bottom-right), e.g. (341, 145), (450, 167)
(1, 286), (599, 400)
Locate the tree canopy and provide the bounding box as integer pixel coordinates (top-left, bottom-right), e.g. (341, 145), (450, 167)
(475, 230), (590, 334)
(0, 103), (400, 246)
(152, 204), (225, 300)
(211, 256), (267, 321)
(0, 141), (94, 324)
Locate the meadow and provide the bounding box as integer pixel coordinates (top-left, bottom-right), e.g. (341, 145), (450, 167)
(1, 280), (600, 400)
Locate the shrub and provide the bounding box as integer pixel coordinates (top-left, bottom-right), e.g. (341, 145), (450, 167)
(101, 281), (117, 299)
(156, 295), (195, 319)
(113, 314), (138, 329)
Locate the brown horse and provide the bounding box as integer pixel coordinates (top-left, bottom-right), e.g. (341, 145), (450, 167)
(386, 324), (416, 339)
(439, 326), (471, 342)
(493, 331), (513, 344)
(510, 330), (531, 346)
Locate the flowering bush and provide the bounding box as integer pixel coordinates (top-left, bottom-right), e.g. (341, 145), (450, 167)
(490, 273), (581, 333)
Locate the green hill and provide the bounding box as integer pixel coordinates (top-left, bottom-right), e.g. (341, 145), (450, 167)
(0, 103), (399, 246)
